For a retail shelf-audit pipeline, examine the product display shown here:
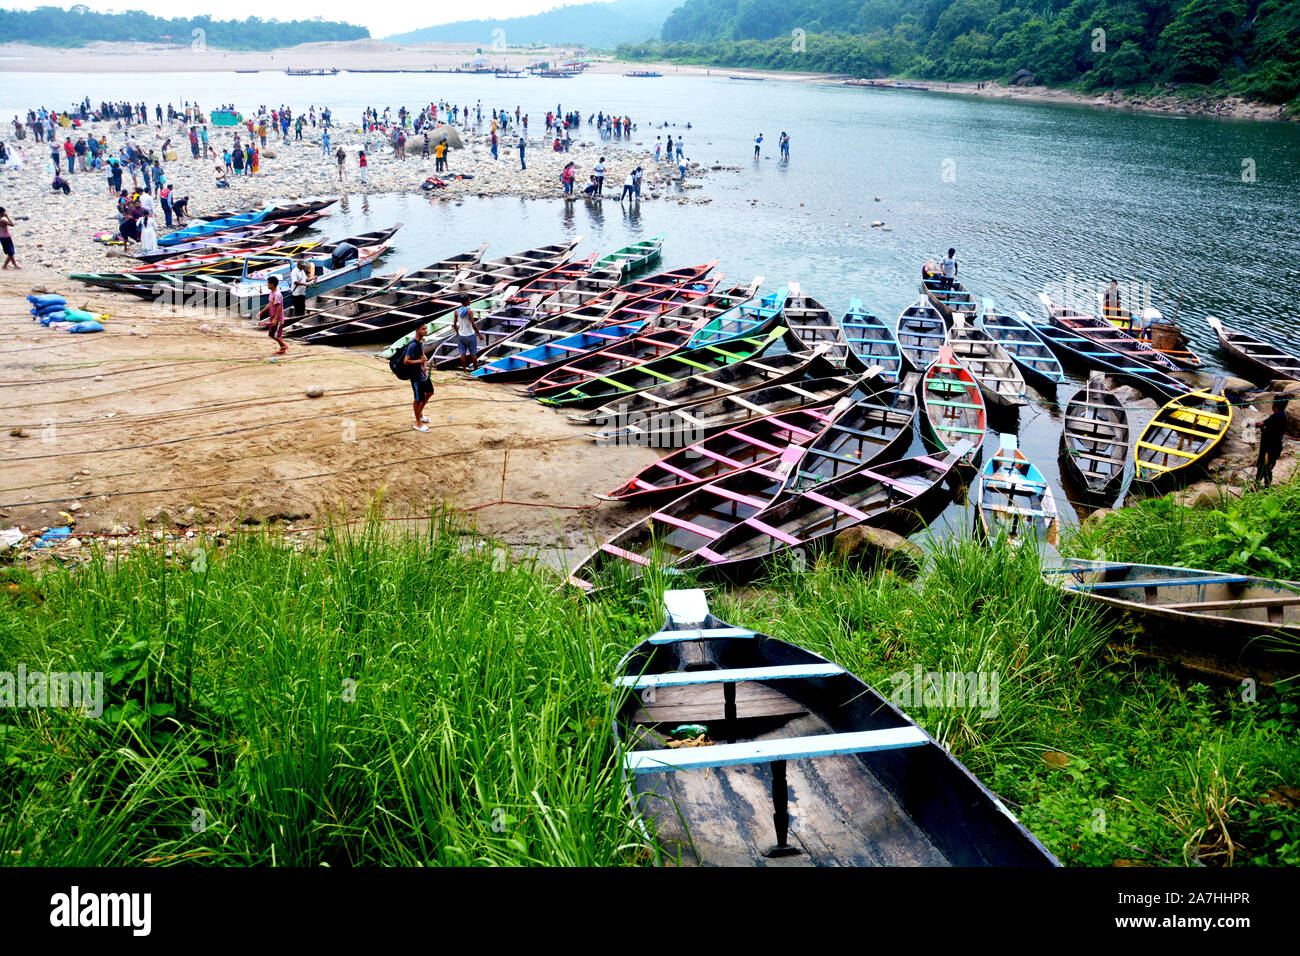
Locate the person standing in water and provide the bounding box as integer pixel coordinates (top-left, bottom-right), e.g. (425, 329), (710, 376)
(753, 133), (763, 159)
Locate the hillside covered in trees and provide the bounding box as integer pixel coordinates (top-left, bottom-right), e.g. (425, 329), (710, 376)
(622, 0), (1299, 103)
(0, 6), (368, 49)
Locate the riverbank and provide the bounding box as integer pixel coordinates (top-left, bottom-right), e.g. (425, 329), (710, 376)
(0, 265), (665, 567)
(0, 115), (711, 274)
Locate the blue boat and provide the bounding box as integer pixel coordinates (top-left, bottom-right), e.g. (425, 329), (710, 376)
(1013, 310), (1190, 397)
(838, 299), (903, 382)
(979, 298), (1065, 393)
(685, 285), (783, 348)
(896, 298), (946, 372)
(473, 320), (647, 381)
(158, 210), (270, 247)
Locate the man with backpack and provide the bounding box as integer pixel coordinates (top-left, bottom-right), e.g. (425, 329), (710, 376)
(391, 324), (434, 432)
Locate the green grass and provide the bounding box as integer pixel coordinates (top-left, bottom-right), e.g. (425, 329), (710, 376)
(2, 517), (1296, 866)
(1066, 477), (1300, 578)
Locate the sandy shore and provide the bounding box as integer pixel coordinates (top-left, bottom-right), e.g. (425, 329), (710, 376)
(0, 264), (664, 566)
(0, 114), (713, 274)
(0, 38), (1290, 124)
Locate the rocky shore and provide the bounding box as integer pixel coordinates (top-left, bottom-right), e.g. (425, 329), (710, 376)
(1, 115), (718, 273)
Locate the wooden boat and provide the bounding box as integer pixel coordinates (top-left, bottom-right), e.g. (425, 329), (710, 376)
(781, 284), (855, 368)
(677, 444), (973, 580)
(839, 300), (903, 382)
(1040, 293), (1181, 374)
(301, 274), (507, 347)
(594, 234), (663, 276)
(197, 198), (338, 222)
(920, 344), (986, 461)
(613, 588), (1059, 866)
(920, 263), (977, 323)
(157, 210), (270, 247)
(523, 260), (625, 315)
(539, 326), (788, 410)
(623, 70), (663, 77)
(974, 434), (1060, 545)
(589, 370), (863, 446)
(1206, 316), (1300, 383)
(1096, 295), (1203, 370)
(684, 284), (781, 349)
(1019, 311), (1190, 397)
(597, 408), (833, 505)
(1044, 559), (1300, 646)
(469, 264), (719, 377)
(288, 270), (471, 336)
(896, 299), (946, 372)
(525, 280), (727, 399)
(569, 447), (810, 591)
(285, 67), (339, 76)
(782, 373), (920, 494)
(121, 240), (303, 275)
(399, 238), (580, 290)
(979, 301), (1064, 393)
(1133, 388), (1233, 491)
(130, 214), (323, 262)
(1060, 374), (1130, 500)
(946, 315), (1027, 408)
(572, 350), (831, 427)
(298, 244), (488, 322)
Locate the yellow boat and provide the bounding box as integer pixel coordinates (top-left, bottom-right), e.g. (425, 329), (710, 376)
(1133, 389), (1232, 490)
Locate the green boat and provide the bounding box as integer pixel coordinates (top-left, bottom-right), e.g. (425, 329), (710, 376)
(539, 325), (787, 409)
(211, 109), (243, 127)
(593, 234), (663, 277)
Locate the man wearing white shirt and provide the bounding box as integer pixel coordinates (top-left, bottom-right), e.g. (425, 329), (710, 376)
(593, 157), (605, 196)
(290, 259), (308, 318)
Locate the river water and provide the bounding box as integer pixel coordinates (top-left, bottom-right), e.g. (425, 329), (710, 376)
(6, 70), (1300, 528)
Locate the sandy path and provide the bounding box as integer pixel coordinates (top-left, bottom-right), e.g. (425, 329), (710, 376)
(0, 266), (663, 566)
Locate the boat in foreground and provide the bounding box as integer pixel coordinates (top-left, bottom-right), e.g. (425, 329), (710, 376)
(974, 434), (1060, 545)
(614, 588), (1059, 865)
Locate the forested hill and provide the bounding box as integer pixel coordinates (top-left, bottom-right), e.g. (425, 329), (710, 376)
(387, 0), (681, 49)
(0, 6), (369, 49)
(627, 0), (1299, 104)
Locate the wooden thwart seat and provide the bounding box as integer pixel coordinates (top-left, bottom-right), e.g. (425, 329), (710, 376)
(617, 662), (844, 690)
(624, 725), (930, 773)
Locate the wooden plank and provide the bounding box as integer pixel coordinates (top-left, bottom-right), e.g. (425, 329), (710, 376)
(625, 725), (930, 772)
(617, 662), (844, 689)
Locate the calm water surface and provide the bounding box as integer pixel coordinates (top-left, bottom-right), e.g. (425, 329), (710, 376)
(6, 70), (1299, 529)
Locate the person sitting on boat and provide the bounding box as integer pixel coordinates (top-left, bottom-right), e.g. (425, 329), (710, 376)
(940, 249), (957, 290)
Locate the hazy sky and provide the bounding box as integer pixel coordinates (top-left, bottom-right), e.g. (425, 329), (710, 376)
(8, 1), (591, 38)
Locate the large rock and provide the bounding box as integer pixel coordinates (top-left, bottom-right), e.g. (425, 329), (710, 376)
(1012, 69), (1035, 86)
(832, 526), (923, 577)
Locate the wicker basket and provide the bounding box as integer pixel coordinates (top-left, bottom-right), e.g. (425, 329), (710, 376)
(1149, 323), (1181, 351)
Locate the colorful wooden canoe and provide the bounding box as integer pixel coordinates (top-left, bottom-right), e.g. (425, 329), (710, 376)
(1060, 374), (1130, 501)
(685, 284), (782, 349)
(974, 434), (1060, 545)
(838, 300), (903, 382)
(470, 264), (720, 377)
(946, 315), (1026, 408)
(920, 344), (986, 462)
(597, 408), (833, 505)
(1040, 293), (1181, 374)
(1133, 388), (1233, 491)
(535, 326), (788, 410)
(589, 370), (862, 446)
(304, 274), (509, 347)
(1017, 310), (1190, 397)
(613, 588), (1059, 866)
(781, 372), (920, 494)
(677, 443), (973, 580)
(157, 209), (270, 246)
(1206, 316), (1300, 383)
(1096, 296), (1203, 370)
(572, 349), (830, 427)
(978, 301), (1065, 393)
(568, 446), (809, 592)
(594, 234), (664, 276)
(896, 299), (947, 372)
(920, 264), (977, 323)
(781, 285), (855, 368)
